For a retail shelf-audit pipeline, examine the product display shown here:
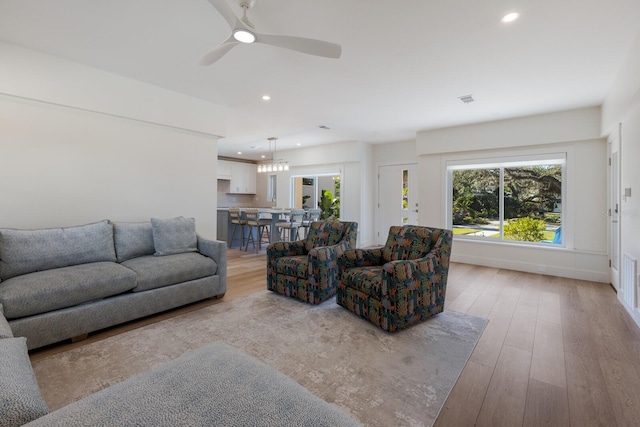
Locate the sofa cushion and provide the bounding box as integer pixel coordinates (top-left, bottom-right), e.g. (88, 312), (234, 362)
(0, 303), (12, 338)
(304, 221), (345, 252)
(0, 262), (137, 319)
(150, 217), (197, 256)
(122, 252), (217, 292)
(0, 220), (116, 281)
(274, 255), (309, 279)
(112, 222), (155, 262)
(0, 337), (49, 426)
(382, 225), (433, 263)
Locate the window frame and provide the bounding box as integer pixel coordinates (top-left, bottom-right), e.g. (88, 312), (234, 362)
(446, 153), (567, 247)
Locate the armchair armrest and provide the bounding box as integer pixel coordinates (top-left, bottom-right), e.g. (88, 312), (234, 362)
(266, 240), (307, 259)
(197, 235), (227, 294)
(307, 240), (352, 292)
(380, 229), (452, 313)
(339, 247), (384, 270)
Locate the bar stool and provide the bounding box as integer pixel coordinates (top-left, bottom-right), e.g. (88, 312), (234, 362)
(300, 208), (322, 239)
(228, 207), (247, 249)
(276, 208), (305, 241)
(244, 208), (271, 252)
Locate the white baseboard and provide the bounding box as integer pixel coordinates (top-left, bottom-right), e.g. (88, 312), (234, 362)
(452, 253), (610, 283)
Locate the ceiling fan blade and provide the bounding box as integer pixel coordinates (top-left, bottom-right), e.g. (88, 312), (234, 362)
(205, 0), (240, 29)
(198, 36), (240, 65)
(255, 33), (342, 59)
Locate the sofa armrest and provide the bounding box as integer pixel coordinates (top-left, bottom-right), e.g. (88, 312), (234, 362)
(196, 235), (227, 294)
(0, 303), (13, 338)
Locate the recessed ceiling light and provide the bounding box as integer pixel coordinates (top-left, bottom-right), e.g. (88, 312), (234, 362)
(262, 95), (271, 101)
(501, 12), (519, 23)
(296, 143), (301, 146)
(261, 155), (266, 159)
(237, 151), (242, 155)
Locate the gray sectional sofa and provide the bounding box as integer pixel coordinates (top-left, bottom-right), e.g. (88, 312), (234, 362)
(0, 217), (227, 350)
(0, 328), (359, 426)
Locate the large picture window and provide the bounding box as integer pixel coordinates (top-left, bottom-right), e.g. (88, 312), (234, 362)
(448, 155), (565, 245)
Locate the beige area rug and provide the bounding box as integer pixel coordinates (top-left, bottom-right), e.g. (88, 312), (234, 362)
(31, 291), (488, 427)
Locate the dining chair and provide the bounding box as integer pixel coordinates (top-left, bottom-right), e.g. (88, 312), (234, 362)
(300, 208), (322, 239)
(276, 208), (305, 241)
(227, 207), (247, 249)
(244, 208), (271, 252)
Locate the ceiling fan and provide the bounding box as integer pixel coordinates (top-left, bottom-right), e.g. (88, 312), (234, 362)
(199, 0), (342, 65)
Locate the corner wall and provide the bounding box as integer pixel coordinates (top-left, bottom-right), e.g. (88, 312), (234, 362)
(265, 141), (375, 247)
(602, 31), (640, 324)
(417, 107), (608, 282)
(0, 42), (224, 238)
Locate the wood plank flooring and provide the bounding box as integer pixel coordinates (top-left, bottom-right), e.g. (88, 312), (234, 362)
(436, 262), (640, 427)
(30, 249), (640, 426)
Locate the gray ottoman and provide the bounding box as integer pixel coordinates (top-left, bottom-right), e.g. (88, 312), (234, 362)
(25, 341), (360, 426)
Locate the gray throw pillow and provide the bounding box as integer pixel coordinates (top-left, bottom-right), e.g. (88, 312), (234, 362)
(150, 217), (197, 256)
(0, 337), (49, 426)
(112, 222), (156, 262)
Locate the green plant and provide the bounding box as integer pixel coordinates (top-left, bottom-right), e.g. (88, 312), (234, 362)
(318, 189), (338, 219)
(302, 194), (310, 208)
(503, 217), (546, 242)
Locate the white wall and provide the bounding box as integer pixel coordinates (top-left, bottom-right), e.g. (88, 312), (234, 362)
(0, 42), (224, 238)
(417, 108), (608, 282)
(602, 31), (640, 324)
(266, 141), (375, 247)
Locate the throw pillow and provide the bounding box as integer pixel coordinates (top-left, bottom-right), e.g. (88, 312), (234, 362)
(0, 337), (49, 426)
(112, 221), (156, 262)
(150, 217), (197, 256)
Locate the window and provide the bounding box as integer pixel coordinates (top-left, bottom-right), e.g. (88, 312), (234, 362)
(448, 155), (564, 244)
(291, 174), (341, 219)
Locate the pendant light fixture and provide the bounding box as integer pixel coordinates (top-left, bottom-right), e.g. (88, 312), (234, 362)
(257, 137), (289, 173)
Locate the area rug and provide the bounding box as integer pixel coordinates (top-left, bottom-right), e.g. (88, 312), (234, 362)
(31, 291), (488, 427)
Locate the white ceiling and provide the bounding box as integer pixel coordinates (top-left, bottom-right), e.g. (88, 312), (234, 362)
(1, 0), (639, 160)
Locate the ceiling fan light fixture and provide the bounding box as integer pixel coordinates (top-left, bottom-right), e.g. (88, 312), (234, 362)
(233, 29), (256, 43)
(501, 12), (520, 23)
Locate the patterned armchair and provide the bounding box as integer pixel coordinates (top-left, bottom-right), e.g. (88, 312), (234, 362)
(267, 221), (358, 304)
(336, 225), (453, 332)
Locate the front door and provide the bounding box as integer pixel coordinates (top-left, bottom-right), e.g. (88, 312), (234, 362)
(377, 164), (419, 245)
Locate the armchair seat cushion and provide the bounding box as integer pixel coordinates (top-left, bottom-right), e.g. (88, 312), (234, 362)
(273, 256), (309, 279)
(342, 266), (384, 297)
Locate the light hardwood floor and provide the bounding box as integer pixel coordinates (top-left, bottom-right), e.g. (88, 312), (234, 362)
(31, 248), (640, 426)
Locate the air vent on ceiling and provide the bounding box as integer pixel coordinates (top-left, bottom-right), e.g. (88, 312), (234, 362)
(458, 94), (475, 104)
(318, 125), (331, 130)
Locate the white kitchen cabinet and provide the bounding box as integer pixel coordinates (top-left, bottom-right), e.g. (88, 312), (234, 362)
(217, 160), (233, 180)
(229, 162), (257, 194)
